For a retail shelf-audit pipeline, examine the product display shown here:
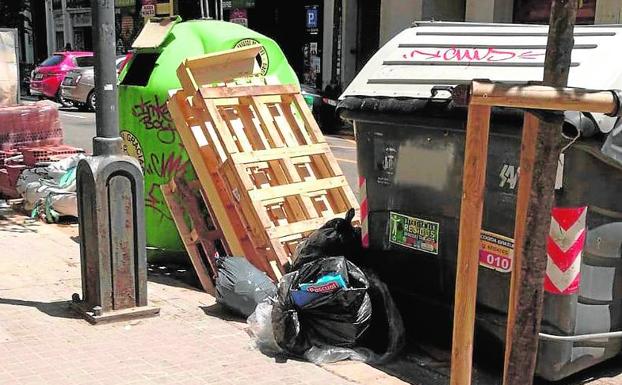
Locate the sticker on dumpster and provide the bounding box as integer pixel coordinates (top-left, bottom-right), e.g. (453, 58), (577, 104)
(389, 212), (439, 255)
(234, 39), (269, 76)
(120, 130), (145, 169)
(479, 231), (513, 273)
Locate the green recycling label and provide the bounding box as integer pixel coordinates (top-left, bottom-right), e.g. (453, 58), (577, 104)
(389, 212), (439, 255)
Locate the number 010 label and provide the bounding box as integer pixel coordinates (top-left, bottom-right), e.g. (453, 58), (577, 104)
(479, 230), (514, 273)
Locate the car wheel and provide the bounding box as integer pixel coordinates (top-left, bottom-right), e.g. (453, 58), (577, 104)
(56, 90), (74, 108)
(86, 91), (96, 112)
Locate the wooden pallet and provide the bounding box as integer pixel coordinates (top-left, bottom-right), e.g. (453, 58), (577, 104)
(161, 178), (230, 294)
(168, 46), (359, 279)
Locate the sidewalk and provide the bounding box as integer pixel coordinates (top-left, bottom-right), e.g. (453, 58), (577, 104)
(0, 208), (406, 385)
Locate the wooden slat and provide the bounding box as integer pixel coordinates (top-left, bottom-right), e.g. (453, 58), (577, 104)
(266, 212), (350, 239)
(504, 113), (539, 382)
(161, 183), (216, 295)
(248, 96), (285, 148)
(248, 176), (348, 201)
(235, 104), (269, 150)
(230, 143), (330, 164)
(182, 45), (261, 90)
(289, 93), (326, 143)
(200, 84), (299, 99)
(203, 99), (239, 154)
(450, 104), (492, 385)
(279, 101), (313, 145)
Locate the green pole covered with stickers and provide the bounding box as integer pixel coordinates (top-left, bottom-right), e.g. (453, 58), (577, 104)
(118, 18), (298, 260)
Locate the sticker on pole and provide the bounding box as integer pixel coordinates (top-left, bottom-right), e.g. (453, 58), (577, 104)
(479, 231), (513, 273)
(389, 212), (439, 255)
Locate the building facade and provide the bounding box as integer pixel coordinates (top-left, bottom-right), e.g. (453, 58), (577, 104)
(22, 0), (622, 90)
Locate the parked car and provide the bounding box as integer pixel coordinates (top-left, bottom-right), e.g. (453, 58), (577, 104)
(29, 51), (94, 107)
(61, 55), (131, 111)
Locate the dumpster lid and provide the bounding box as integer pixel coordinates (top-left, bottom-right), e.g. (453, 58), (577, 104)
(341, 21), (622, 133)
(132, 16), (180, 49)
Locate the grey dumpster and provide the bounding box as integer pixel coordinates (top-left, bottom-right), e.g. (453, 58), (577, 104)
(339, 21), (622, 381)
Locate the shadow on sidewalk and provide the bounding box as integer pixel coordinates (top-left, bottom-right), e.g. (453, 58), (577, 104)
(0, 298), (81, 320)
(200, 303), (245, 322)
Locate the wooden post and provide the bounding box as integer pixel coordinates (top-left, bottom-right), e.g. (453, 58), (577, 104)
(449, 104), (491, 385)
(503, 1), (578, 385)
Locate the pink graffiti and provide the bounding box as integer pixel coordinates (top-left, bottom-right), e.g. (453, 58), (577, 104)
(145, 152), (189, 180)
(132, 95), (177, 144)
(146, 183), (173, 221)
(402, 47), (545, 62)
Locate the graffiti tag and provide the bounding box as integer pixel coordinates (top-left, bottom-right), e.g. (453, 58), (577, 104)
(132, 96), (177, 144)
(145, 152), (189, 180)
(401, 47), (546, 62)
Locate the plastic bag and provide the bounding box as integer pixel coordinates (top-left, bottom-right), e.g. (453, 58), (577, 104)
(272, 256), (372, 356)
(247, 300), (283, 356)
(290, 209), (361, 270)
(215, 256), (277, 318)
(300, 269), (405, 365)
(357, 268), (406, 363)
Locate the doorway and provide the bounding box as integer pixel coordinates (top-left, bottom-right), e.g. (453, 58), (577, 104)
(355, 0), (381, 72)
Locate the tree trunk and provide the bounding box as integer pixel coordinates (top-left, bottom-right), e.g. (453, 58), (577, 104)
(503, 1), (578, 385)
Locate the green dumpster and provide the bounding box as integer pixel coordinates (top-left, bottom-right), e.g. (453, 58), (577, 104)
(118, 18), (298, 259)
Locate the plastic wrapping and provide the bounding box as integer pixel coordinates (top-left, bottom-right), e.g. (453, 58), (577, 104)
(215, 256), (277, 318)
(246, 300), (283, 356)
(15, 153), (85, 221)
(0, 102), (63, 150)
(272, 256), (372, 356)
(290, 209), (361, 271)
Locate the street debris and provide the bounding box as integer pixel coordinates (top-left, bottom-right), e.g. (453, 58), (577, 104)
(16, 153), (85, 222)
(246, 213), (405, 365)
(215, 256), (276, 318)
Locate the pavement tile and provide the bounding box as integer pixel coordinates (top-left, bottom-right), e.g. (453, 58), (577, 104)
(0, 212), (363, 385)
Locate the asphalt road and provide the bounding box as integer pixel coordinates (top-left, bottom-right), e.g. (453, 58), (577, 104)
(58, 107), (360, 194)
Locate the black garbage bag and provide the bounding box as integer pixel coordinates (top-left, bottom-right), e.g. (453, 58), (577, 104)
(272, 256), (372, 356)
(300, 268), (406, 364)
(290, 208), (361, 271)
(215, 256), (276, 318)
(357, 268), (406, 363)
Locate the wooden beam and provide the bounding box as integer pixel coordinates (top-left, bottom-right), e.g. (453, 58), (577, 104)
(469, 80), (618, 115)
(503, 2), (578, 385)
(449, 104), (491, 385)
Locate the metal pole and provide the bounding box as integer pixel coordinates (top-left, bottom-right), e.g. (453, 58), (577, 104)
(219, 0), (223, 20)
(91, 0), (122, 156)
(199, 0), (205, 18)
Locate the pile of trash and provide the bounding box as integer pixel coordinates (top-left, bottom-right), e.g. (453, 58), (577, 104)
(15, 153), (85, 222)
(215, 209), (405, 364)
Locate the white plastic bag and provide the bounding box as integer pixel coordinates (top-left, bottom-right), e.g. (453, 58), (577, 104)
(247, 300), (283, 356)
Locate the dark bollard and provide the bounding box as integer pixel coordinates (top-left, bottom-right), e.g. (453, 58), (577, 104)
(71, 0), (159, 323)
(71, 156), (159, 324)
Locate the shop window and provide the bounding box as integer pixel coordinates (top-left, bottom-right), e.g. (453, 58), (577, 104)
(514, 0), (596, 24)
(120, 52), (160, 86)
